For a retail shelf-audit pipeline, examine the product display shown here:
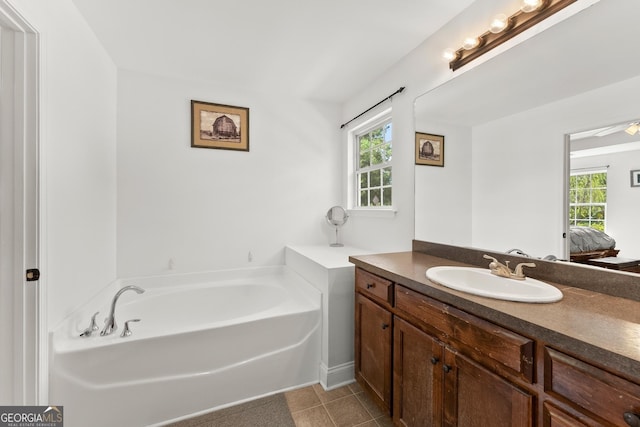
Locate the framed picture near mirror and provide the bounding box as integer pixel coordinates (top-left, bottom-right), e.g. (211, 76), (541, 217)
(631, 170), (640, 187)
(415, 132), (444, 167)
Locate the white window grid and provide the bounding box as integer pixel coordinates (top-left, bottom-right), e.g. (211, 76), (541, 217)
(354, 118), (392, 208)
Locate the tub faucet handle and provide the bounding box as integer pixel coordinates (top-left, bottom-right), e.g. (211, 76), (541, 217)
(121, 319), (141, 338)
(90, 311), (100, 331)
(79, 312), (100, 338)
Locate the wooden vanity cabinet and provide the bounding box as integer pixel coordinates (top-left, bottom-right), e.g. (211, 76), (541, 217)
(393, 317), (444, 426)
(393, 285), (534, 427)
(544, 348), (640, 426)
(354, 269), (393, 413)
(355, 266), (535, 425)
(353, 254), (640, 427)
(445, 350), (533, 427)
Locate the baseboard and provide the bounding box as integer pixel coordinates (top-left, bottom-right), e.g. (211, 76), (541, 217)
(319, 362), (354, 390)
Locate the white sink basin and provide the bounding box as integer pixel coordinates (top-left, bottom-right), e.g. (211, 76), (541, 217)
(426, 266), (562, 303)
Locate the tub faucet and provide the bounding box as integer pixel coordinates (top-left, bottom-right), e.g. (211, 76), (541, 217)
(100, 285), (145, 336)
(505, 248), (532, 257)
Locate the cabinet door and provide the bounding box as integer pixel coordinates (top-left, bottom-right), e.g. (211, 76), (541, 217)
(443, 350), (534, 427)
(394, 317), (444, 427)
(543, 402), (596, 427)
(355, 293), (392, 413)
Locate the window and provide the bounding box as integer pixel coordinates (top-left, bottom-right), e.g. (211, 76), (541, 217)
(569, 169), (607, 231)
(355, 119), (392, 207)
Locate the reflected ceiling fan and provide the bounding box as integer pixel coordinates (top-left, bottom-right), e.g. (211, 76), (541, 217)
(572, 121), (640, 139)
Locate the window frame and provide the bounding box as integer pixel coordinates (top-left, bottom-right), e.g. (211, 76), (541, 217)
(348, 110), (394, 212)
(569, 168), (607, 231)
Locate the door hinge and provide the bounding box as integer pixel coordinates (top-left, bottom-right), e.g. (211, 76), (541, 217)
(26, 268), (40, 281)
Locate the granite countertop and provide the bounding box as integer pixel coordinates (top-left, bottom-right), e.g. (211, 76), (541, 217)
(350, 251), (640, 382)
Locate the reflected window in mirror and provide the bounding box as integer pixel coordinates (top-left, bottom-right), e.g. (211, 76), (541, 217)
(569, 120), (640, 264)
(569, 168), (607, 232)
(351, 112), (393, 208)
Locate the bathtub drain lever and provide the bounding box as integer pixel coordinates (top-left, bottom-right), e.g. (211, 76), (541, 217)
(121, 319), (141, 338)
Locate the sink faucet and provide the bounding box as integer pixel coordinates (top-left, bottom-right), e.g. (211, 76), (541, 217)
(100, 285), (145, 336)
(483, 255), (513, 278)
(483, 255), (536, 280)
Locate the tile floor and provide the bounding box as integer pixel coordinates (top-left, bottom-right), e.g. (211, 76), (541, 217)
(284, 382), (393, 427)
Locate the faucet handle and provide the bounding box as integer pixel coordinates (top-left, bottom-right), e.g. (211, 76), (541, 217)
(90, 311), (100, 331)
(483, 254), (498, 263)
(121, 319), (141, 338)
(513, 262), (536, 279)
(79, 312), (100, 337)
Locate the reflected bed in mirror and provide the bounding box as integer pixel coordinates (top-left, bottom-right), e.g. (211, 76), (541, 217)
(568, 120), (640, 272)
(413, 0), (640, 274)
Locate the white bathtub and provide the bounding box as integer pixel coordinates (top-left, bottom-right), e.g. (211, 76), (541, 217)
(50, 266), (321, 427)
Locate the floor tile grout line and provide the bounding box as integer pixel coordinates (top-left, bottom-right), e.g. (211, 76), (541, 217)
(322, 391), (375, 427)
(287, 383), (392, 427)
(322, 402), (339, 427)
(289, 403), (327, 415)
(353, 391), (382, 420)
(314, 385), (339, 427)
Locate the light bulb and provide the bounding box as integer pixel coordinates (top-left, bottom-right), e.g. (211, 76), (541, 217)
(442, 48), (457, 61)
(521, 0), (543, 13)
(489, 14), (508, 33)
(625, 123), (639, 135)
(462, 36), (479, 50)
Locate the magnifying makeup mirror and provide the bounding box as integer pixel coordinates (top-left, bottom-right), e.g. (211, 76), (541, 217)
(326, 206), (349, 247)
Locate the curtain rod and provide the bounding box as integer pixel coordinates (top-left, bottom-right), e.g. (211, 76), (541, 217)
(340, 86), (405, 129)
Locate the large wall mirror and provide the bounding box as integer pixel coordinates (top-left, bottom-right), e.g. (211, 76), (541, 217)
(414, 0), (640, 272)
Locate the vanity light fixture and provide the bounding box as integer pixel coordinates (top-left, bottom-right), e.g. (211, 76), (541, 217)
(446, 0), (577, 71)
(442, 48), (457, 61)
(625, 123), (640, 136)
(521, 0), (545, 13)
(462, 36), (481, 50)
(489, 14), (509, 34)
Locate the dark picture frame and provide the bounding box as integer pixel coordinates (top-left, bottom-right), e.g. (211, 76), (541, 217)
(631, 169), (640, 187)
(415, 132), (444, 167)
(191, 100), (249, 151)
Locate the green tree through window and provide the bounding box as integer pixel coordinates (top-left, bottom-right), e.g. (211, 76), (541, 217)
(356, 121), (392, 207)
(569, 170), (607, 231)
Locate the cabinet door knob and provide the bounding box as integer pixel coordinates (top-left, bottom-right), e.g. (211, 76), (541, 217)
(443, 364), (452, 373)
(381, 323), (389, 330)
(624, 412), (640, 427)
(366, 283), (375, 289)
(430, 356), (439, 365)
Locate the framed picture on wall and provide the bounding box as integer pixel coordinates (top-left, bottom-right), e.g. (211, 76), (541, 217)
(415, 132), (444, 167)
(191, 100), (249, 151)
(631, 169), (640, 187)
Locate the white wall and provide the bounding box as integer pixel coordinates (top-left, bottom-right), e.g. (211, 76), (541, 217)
(8, 0), (118, 329)
(472, 75), (640, 258)
(340, 0), (547, 253)
(572, 151), (640, 259)
(414, 121), (472, 246)
(116, 69), (341, 277)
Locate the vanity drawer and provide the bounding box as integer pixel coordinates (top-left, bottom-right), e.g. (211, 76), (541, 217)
(395, 285), (534, 382)
(545, 347), (640, 426)
(355, 268), (393, 307)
